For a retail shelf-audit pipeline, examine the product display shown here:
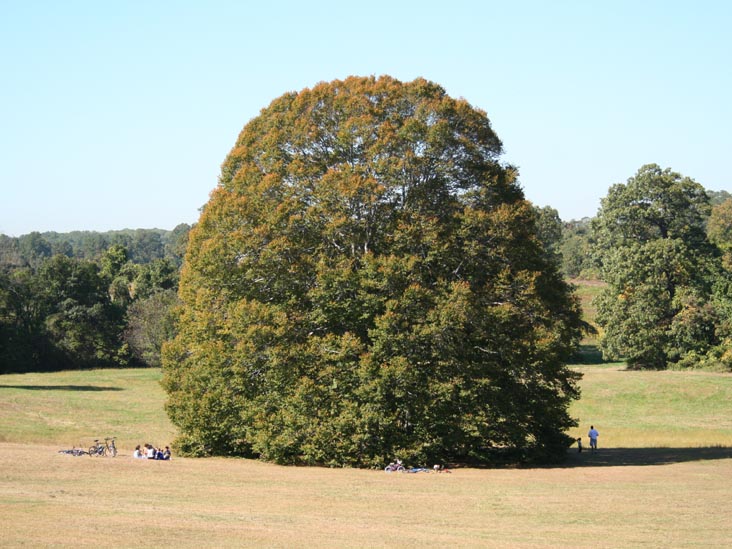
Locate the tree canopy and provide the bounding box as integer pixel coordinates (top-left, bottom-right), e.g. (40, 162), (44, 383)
(162, 76), (583, 467)
(592, 164), (732, 369)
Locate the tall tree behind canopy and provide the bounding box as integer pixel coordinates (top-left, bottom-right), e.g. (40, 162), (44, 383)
(162, 76), (583, 467)
(708, 198), (732, 271)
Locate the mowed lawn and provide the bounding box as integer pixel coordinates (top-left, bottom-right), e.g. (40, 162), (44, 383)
(2, 366), (732, 547)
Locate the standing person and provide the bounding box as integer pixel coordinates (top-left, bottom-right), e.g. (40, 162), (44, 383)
(588, 425), (599, 451)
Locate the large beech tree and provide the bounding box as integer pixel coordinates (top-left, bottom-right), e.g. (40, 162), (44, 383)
(162, 76), (583, 466)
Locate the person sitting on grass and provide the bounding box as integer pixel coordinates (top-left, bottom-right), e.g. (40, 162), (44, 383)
(133, 445), (144, 459)
(145, 443), (156, 459)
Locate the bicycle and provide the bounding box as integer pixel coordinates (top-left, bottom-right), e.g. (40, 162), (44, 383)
(88, 437), (117, 457)
(58, 447), (89, 457)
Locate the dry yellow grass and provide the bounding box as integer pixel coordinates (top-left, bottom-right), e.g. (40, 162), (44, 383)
(2, 442), (732, 547)
(3, 367), (732, 546)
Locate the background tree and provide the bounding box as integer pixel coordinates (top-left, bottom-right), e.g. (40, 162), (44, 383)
(0, 267), (50, 372)
(707, 198), (732, 270)
(17, 232), (52, 267)
(165, 223), (192, 266)
(101, 245), (138, 307)
(0, 255), (130, 373)
(592, 164), (727, 369)
(533, 205), (563, 262)
(36, 255), (127, 370)
(0, 226), (189, 373)
(80, 232), (109, 259)
(124, 288), (180, 367)
(131, 258), (179, 299)
(0, 235), (23, 268)
(708, 190), (732, 206)
(162, 76), (583, 466)
(559, 218), (597, 279)
(129, 230), (165, 263)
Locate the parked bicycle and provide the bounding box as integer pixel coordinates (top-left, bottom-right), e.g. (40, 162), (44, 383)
(88, 437), (117, 457)
(58, 447), (89, 457)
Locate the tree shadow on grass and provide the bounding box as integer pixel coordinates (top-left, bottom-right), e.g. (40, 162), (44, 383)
(558, 446), (732, 468)
(567, 344), (607, 365)
(0, 384), (124, 392)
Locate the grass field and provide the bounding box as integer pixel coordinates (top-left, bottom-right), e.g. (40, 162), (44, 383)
(2, 364), (732, 547)
(0, 368), (175, 449)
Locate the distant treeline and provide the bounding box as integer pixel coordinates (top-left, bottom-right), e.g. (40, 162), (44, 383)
(0, 225), (191, 374)
(0, 224), (191, 268)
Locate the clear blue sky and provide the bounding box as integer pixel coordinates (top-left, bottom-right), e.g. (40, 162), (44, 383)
(2, 1), (730, 236)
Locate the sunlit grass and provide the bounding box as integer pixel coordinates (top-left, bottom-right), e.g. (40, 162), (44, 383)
(0, 368), (175, 449)
(569, 279), (606, 346)
(2, 362), (732, 546)
(569, 363), (732, 448)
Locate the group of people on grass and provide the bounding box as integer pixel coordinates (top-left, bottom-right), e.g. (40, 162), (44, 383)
(133, 443), (171, 460)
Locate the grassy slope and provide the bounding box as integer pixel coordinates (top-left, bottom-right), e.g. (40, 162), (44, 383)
(2, 365), (732, 546)
(4, 365), (732, 451)
(567, 280), (732, 447)
(0, 368), (175, 449)
(569, 364), (732, 447)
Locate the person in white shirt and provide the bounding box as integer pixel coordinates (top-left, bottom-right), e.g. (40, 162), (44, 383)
(133, 445), (144, 459)
(588, 426), (599, 451)
(145, 443), (156, 459)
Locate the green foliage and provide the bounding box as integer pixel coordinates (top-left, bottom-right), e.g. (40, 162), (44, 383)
(163, 76), (583, 466)
(165, 223), (192, 267)
(707, 198), (732, 270)
(533, 205), (563, 261)
(0, 226), (192, 267)
(0, 255), (128, 372)
(124, 289), (180, 368)
(131, 258), (179, 299)
(99, 243), (130, 279)
(0, 267), (47, 371)
(17, 232), (52, 266)
(708, 189), (732, 206)
(0, 227), (190, 373)
(0, 246), (184, 374)
(559, 218), (597, 279)
(0, 235), (23, 267)
(592, 164), (731, 369)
